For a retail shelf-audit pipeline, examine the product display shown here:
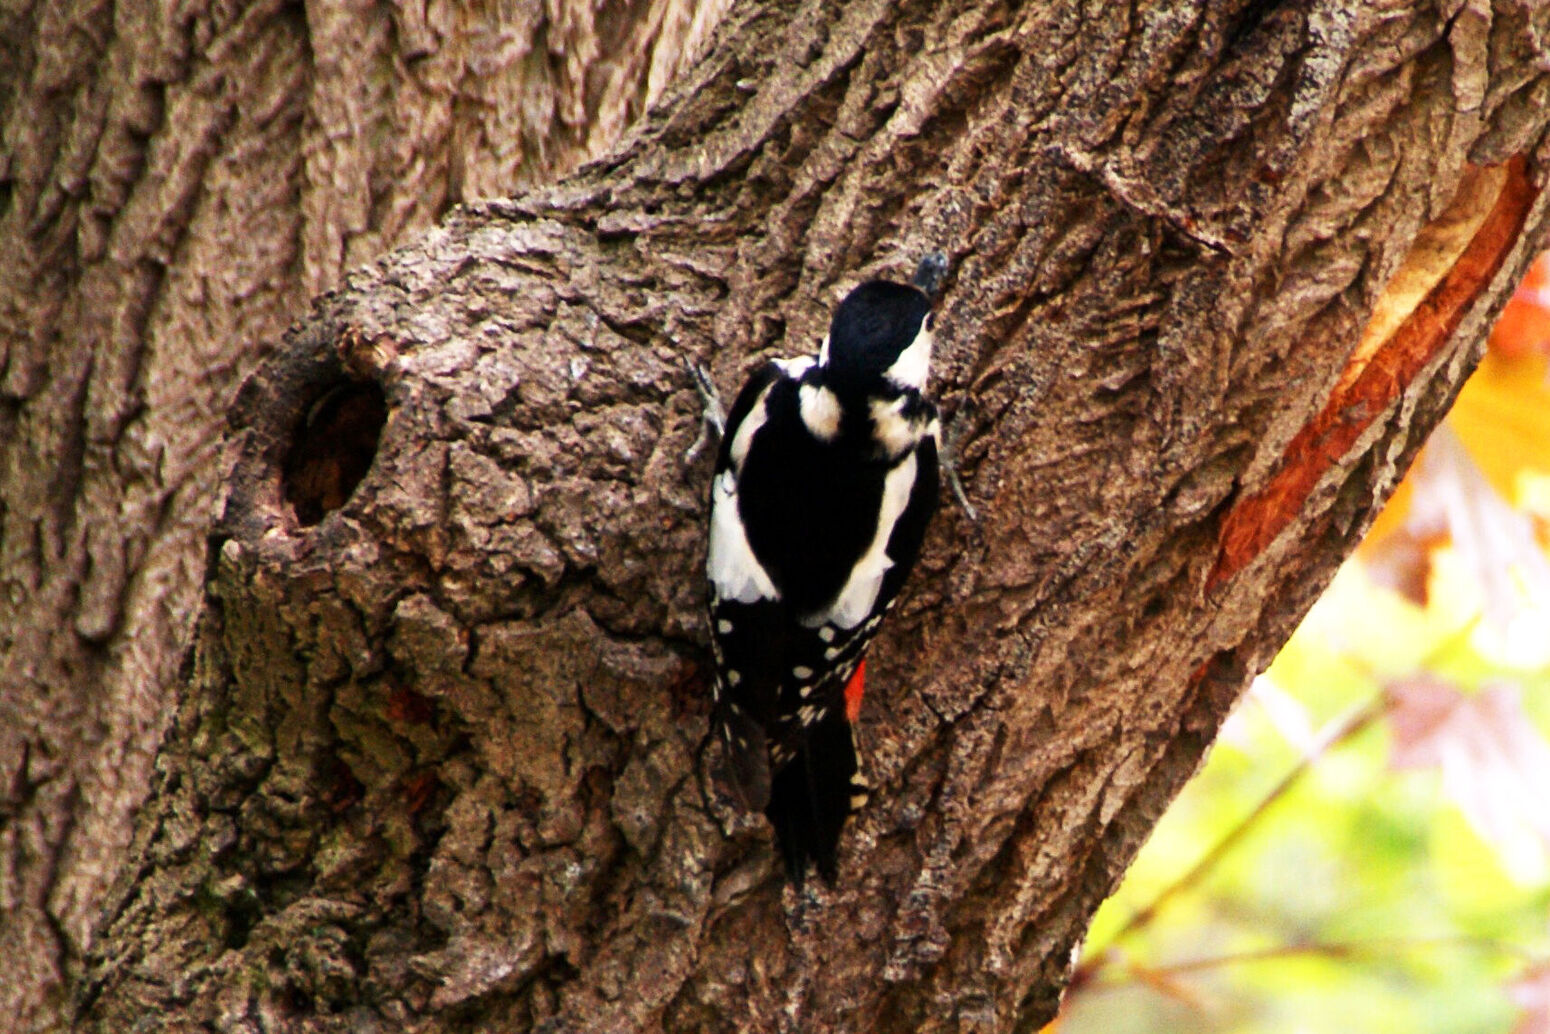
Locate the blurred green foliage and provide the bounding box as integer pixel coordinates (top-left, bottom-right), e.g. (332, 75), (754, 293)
(1063, 567), (1549, 1033)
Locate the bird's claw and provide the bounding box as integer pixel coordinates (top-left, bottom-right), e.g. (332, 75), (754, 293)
(683, 358), (726, 466)
(941, 403), (980, 523)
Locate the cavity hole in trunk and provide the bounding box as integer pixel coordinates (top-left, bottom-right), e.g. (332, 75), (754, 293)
(282, 379), (387, 526)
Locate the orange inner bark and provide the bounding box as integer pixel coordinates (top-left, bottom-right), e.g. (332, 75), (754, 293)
(1208, 156), (1538, 591)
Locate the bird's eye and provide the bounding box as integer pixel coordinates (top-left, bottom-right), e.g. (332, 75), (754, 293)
(924, 312), (936, 331)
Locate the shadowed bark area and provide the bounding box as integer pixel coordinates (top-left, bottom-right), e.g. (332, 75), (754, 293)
(77, 1), (1550, 1031)
(0, 2), (725, 1031)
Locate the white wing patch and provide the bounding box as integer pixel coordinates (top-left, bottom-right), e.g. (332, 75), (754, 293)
(708, 360), (811, 606)
(810, 451), (919, 629)
(729, 383), (773, 469)
(707, 470), (780, 603)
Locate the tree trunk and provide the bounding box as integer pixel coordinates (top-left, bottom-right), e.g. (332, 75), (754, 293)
(72, 1), (1550, 1032)
(0, 3), (722, 1031)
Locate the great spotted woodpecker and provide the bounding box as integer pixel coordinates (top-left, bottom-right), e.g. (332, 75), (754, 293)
(704, 255), (945, 883)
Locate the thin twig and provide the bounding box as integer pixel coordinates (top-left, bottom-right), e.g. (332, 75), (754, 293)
(1076, 694), (1389, 981)
(1089, 934), (1544, 994)
(1073, 614), (1498, 990)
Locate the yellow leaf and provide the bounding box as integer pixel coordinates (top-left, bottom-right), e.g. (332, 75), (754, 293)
(1447, 348), (1550, 499)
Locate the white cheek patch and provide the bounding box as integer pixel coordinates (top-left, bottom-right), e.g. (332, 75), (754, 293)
(885, 326), (932, 390)
(818, 334), (831, 367)
(706, 470), (780, 603)
(799, 383), (842, 441)
(816, 451), (918, 629)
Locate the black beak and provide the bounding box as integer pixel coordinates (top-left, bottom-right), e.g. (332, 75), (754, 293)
(911, 251), (949, 299)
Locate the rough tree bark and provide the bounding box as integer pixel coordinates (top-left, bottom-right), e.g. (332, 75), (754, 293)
(68, 1), (1550, 1032)
(0, 3), (724, 1031)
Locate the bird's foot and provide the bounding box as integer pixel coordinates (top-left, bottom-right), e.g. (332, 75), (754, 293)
(682, 358), (726, 466)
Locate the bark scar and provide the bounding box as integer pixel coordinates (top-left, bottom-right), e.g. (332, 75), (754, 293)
(1049, 141), (1238, 254)
(1208, 156), (1538, 592)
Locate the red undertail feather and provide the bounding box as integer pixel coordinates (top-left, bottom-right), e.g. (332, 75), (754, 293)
(844, 659), (866, 723)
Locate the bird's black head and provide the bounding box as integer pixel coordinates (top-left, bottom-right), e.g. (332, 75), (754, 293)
(822, 281), (934, 394)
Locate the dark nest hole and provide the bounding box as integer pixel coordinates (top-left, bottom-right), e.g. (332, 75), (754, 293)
(282, 379), (388, 526)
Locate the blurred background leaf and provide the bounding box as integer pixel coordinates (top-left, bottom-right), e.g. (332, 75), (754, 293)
(1057, 252), (1550, 1034)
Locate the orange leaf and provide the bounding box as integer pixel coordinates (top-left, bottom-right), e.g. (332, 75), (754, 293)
(1490, 251), (1550, 360)
(1488, 295), (1550, 360)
